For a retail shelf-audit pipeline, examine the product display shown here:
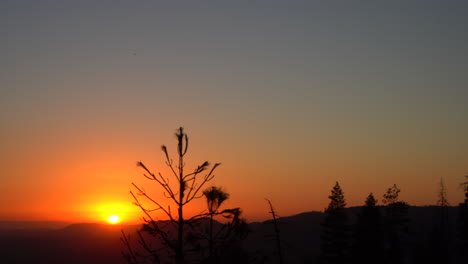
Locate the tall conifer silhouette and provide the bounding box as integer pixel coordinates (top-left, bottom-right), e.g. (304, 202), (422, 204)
(458, 175), (468, 258)
(351, 193), (384, 264)
(319, 182), (350, 264)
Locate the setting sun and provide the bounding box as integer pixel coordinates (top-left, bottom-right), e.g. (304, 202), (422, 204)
(107, 215), (120, 224)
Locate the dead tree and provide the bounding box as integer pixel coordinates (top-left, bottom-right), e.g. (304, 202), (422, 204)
(436, 178), (450, 232)
(266, 199), (284, 264)
(125, 127), (222, 264)
(437, 178), (449, 207)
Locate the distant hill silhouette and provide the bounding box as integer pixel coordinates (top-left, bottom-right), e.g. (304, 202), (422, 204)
(245, 206), (461, 264)
(0, 206), (463, 263)
(0, 221), (73, 230)
(0, 223), (137, 264)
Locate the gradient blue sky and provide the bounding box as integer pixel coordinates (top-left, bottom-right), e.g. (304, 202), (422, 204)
(1, 0), (467, 222)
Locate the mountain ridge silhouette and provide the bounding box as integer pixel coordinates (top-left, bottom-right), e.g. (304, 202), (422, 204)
(0, 206), (462, 263)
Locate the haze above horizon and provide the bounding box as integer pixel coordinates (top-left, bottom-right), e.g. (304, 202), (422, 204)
(1, 0), (467, 223)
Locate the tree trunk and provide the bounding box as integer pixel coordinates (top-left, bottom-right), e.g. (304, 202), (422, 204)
(176, 154), (185, 264)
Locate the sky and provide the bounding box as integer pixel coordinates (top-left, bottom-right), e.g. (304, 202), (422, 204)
(1, 0), (468, 223)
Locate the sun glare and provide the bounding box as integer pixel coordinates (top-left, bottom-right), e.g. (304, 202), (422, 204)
(108, 215), (120, 224)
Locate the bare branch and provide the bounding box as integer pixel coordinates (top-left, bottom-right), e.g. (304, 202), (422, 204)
(135, 162), (177, 202)
(121, 230), (139, 264)
(183, 161), (210, 180)
(129, 192), (175, 251)
(136, 229), (162, 263)
(131, 184), (175, 222)
(127, 128), (237, 264)
(184, 163), (220, 204)
(183, 133), (188, 156)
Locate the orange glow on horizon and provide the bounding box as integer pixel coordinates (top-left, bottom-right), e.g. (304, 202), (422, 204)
(1, 125), (466, 224)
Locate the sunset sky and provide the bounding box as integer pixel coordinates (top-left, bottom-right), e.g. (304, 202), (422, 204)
(2, 0), (467, 223)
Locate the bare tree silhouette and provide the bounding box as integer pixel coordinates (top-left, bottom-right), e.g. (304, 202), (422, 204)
(437, 178), (449, 207)
(122, 127), (242, 264)
(265, 199), (284, 264)
(422, 178), (452, 264)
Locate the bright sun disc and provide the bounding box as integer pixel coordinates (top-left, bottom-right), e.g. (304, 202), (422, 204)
(108, 215), (120, 224)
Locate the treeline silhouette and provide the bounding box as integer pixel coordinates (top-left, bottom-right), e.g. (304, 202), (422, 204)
(122, 182), (468, 264)
(123, 128), (468, 264)
(318, 180), (468, 264)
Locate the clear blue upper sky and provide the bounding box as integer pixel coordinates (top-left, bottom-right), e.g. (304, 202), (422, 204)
(1, 0), (467, 221)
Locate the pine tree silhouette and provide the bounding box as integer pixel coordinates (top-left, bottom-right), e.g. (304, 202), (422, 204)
(319, 182), (350, 264)
(457, 175), (468, 258)
(382, 184), (410, 264)
(201, 186), (248, 264)
(351, 193), (384, 264)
